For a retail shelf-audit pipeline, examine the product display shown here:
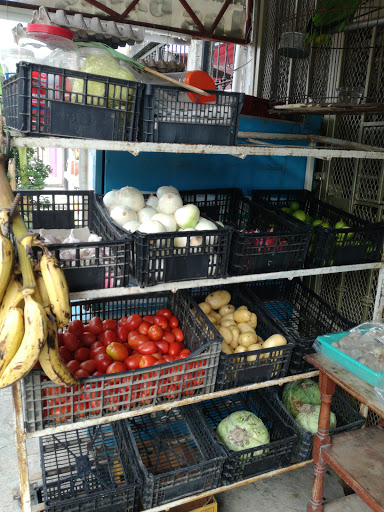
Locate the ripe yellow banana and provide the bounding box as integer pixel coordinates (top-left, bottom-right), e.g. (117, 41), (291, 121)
(0, 307), (24, 377)
(0, 274), (23, 329)
(0, 217), (14, 305)
(39, 311), (79, 386)
(39, 252), (71, 328)
(35, 271), (50, 310)
(0, 294), (47, 388)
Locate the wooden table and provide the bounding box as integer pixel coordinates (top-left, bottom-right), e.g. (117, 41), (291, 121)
(304, 354), (384, 512)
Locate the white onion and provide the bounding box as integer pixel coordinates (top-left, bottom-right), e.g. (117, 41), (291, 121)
(123, 221), (141, 233)
(174, 204), (200, 229)
(146, 195), (159, 210)
(152, 213), (177, 232)
(137, 206), (156, 223)
(157, 185), (179, 198)
(158, 193), (183, 215)
(118, 186), (145, 212)
(195, 218), (218, 231)
(103, 190), (120, 212)
(138, 220), (167, 234)
(175, 228), (203, 248)
(110, 205), (138, 227)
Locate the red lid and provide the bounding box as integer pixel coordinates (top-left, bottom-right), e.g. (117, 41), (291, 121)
(185, 70), (216, 103)
(26, 24), (74, 40)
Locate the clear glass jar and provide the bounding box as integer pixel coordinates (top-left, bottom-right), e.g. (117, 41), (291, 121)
(18, 24), (79, 71)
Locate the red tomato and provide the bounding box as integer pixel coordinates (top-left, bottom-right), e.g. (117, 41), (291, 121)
(90, 346), (106, 359)
(106, 361), (127, 374)
(79, 332), (96, 347)
(68, 319), (84, 338)
(148, 325), (163, 341)
(59, 346), (72, 363)
(154, 359), (165, 365)
(179, 349), (192, 359)
(90, 340), (104, 350)
(139, 355), (157, 368)
(137, 341), (157, 355)
(154, 315), (168, 330)
(128, 334), (149, 350)
(126, 314), (142, 331)
(106, 342), (129, 361)
(125, 354), (142, 370)
(93, 370), (104, 376)
(156, 308), (172, 320)
(94, 353), (113, 372)
(151, 352), (163, 360)
(58, 332), (64, 346)
(100, 330), (117, 346)
(172, 328), (184, 342)
(117, 326), (128, 342)
(66, 360), (80, 373)
(128, 330), (139, 340)
(80, 360), (96, 374)
(75, 369), (90, 378)
(169, 316), (179, 329)
(143, 315), (155, 324)
(102, 319), (117, 331)
(163, 354), (175, 362)
(63, 331), (80, 352)
(168, 342), (182, 358)
(155, 340), (169, 354)
(88, 317), (103, 334)
(118, 317), (128, 328)
(138, 321), (151, 335)
(74, 347), (90, 362)
(162, 332), (175, 344)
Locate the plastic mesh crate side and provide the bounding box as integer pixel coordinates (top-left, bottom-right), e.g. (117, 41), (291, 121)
(121, 407), (225, 509)
(140, 84), (244, 145)
(40, 424), (138, 512)
(195, 391), (297, 485)
(22, 291), (221, 432)
(265, 388), (366, 462)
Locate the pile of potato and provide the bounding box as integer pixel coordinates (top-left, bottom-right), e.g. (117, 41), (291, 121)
(199, 289), (288, 361)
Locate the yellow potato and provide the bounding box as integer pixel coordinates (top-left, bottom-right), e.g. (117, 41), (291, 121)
(248, 312), (257, 329)
(234, 309), (252, 323)
(218, 326), (233, 345)
(234, 345), (247, 353)
(198, 302), (211, 315)
(205, 290), (231, 310)
(239, 331), (258, 348)
(221, 312), (234, 322)
(237, 306), (248, 311)
(237, 323), (255, 333)
(210, 311), (222, 324)
(262, 334), (287, 359)
(228, 325), (240, 347)
(221, 341), (234, 354)
(247, 342), (264, 362)
(219, 304), (235, 316)
(207, 313), (218, 325)
(221, 319), (237, 328)
(257, 335), (264, 344)
(230, 337), (239, 349)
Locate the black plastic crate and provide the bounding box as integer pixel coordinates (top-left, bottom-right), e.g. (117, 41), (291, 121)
(22, 290), (221, 433)
(180, 188), (311, 275)
(3, 61), (144, 140)
(265, 387), (366, 462)
(119, 407), (225, 509)
(98, 193), (232, 287)
(190, 284), (294, 391)
(140, 84), (244, 145)
(196, 390), (297, 485)
(40, 423), (139, 512)
(17, 190), (129, 292)
(244, 279), (354, 375)
(251, 189), (384, 267)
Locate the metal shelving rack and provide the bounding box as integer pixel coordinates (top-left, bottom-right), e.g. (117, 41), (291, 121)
(5, 138), (384, 512)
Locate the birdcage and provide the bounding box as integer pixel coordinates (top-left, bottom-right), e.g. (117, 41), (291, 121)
(266, 0), (384, 107)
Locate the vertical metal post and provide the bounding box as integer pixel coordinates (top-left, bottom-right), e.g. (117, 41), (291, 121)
(304, 141), (316, 191)
(12, 382), (31, 512)
(373, 266), (384, 322)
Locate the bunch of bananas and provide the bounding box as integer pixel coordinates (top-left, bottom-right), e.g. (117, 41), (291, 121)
(0, 156), (79, 389)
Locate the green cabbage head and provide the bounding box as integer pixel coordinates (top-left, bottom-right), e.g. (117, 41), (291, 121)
(282, 379), (321, 417)
(216, 411), (270, 453)
(296, 404), (337, 434)
(72, 54), (136, 108)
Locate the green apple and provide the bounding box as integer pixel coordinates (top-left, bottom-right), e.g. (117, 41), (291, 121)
(312, 219), (323, 227)
(305, 214), (313, 224)
(321, 222), (330, 228)
(281, 207), (291, 214)
(290, 201), (300, 212)
(292, 210), (306, 222)
(334, 219), (346, 229)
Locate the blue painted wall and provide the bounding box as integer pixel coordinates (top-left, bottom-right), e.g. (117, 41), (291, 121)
(97, 115), (322, 195)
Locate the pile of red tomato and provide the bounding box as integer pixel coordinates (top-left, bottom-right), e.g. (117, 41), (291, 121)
(56, 308), (190, 378)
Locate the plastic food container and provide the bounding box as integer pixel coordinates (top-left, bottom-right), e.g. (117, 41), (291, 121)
(0, 48), (34, 78)
(18, 24), (79, 70)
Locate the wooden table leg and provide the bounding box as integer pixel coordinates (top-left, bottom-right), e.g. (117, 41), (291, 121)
(307, 371), (336, 512)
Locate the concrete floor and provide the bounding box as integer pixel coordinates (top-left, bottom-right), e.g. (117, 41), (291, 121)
(0, 387), (345, 512)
